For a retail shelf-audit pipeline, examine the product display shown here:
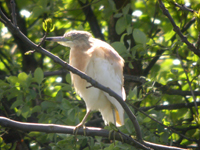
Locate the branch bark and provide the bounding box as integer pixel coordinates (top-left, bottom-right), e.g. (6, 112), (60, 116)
(158, 0), (200, 56)
(0, 117), (148, 149)
(78, 0), (105, 41)
(0, 116), (186, 150)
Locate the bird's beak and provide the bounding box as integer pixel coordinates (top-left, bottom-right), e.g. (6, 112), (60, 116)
(45, 36), (68, 42)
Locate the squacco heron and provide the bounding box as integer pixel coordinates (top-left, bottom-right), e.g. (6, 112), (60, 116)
(46, 30), (126, 129)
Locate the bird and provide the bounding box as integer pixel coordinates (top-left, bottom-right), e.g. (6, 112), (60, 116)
(46, 30), (126, 128)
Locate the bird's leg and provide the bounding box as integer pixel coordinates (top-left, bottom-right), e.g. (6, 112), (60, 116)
(73, 110), (91, 136)
(112, 107), (116, 126)
(108, 123), (124, 144)
(109, 107), (117, 144)
(108, 107), (124, 144)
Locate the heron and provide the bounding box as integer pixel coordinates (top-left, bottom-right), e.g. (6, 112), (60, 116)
(46, 30), (126, 130)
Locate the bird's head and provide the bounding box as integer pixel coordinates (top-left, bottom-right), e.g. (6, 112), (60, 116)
(46, 30), (93, 48)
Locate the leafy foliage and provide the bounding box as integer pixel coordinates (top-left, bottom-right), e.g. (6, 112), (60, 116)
(0, 0), (200, 149)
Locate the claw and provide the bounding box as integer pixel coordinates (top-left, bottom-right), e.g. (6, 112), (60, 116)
(73, 110), (91, 137)
(108, 123), (124, 144)
(73, 122), (86, 136)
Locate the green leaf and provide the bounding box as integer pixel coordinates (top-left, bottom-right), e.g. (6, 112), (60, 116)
(126, 26), (132, 35)
(18, 72), (28, 85)
(34, 68), (44, 84)
(114, 13), (123, 18)
(125, 14), (132, 25)
(11, 93), (23, 109)
(56, 90), (63, 102)
(68, 108), (76, 121)
(122, 3), (130, 15)
(6, 76), (19, 85)
(115, 17), (127, 35)
(31, 6), (44, 18)
(131, 44), (145, 53)
(133, 29), (147, 45)
(128, 62), (134, 69)
(0, 80), (10, 88)
(127, 87), (137, 100)
(65, 73), (71, 84)
(32, 105), (42, 113)
(111, 42), (127, 55)
(41, 101), (55, 110)
(143, 117), (151, 123)
(108, 0), (117, 12)
(26, 74), (33, 87)
(29, 89), (37, 99)
(10, 98), (23, 109)
(21, 105), (30, 119)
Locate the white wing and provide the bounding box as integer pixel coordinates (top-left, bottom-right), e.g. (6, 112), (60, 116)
(85, 40), (126, 125)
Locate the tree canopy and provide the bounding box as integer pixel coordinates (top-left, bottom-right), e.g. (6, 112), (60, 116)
(0, 0), (200, 149)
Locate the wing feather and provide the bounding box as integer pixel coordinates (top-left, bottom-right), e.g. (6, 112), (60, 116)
(90, 40), (126, 125)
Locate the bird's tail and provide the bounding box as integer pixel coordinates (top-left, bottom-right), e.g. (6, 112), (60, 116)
(100, 104), (124, 127)
(115, 108), (124, 126)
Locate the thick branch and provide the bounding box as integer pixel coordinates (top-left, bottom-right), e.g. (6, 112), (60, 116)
(0, 116), (148, 149)
(10, 0), (17, 26)
(78, 0), (105, 41)
(0, 117), (186, 150)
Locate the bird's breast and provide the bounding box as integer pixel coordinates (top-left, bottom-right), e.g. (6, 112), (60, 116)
(69, 48), (92, 96)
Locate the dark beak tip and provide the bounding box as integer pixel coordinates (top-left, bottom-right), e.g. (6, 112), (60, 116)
(44, 36), (66, 42)
(45, 37), (52, 41)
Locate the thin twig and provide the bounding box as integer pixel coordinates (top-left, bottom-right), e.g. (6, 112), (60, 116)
(197, 32), (200, 50)
(158, 0), (200, 57)
(173, 2), (195, 13)
(130, 103), (197, 142)
(38, 32), (48, 47)
(140, 101), (200, 111)
(176, 50), (199, 116)
(0, 17), (6, 24)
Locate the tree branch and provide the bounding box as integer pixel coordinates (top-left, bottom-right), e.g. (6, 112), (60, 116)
(176, 50), (199, 115)
(0, 116), (149, 149)
(78, 0), (105, 41)
(0, 116), (186, 150)
(173, 2), (195, 13)
(158, 0), (200, 56)
(140, 101), (200, 111)
(10, 0), (17, 26)
(131, 104), (198, 142)
(143, 49), (165, 76)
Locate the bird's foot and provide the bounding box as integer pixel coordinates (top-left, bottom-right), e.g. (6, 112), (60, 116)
(73, 122), (86, 136)
(108, 123), (124, 144)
